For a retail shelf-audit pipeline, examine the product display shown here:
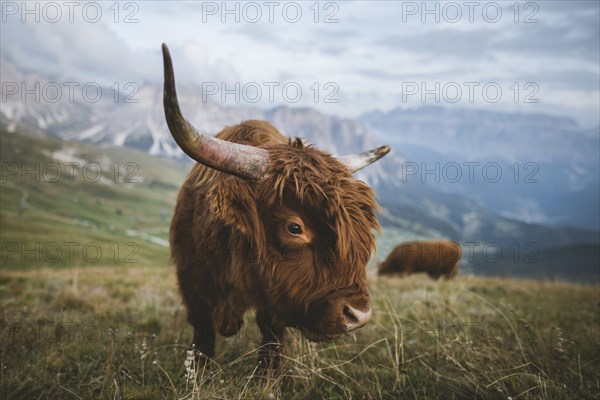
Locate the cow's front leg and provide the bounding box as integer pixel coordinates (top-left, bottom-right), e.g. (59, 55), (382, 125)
(256, 309), (286, 370)
(186, 300), (216, 367)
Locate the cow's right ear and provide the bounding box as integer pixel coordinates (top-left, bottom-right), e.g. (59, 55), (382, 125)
(208, 177), (263, 237)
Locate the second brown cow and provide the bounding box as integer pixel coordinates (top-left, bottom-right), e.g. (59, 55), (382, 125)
(378, 241), (461, 280)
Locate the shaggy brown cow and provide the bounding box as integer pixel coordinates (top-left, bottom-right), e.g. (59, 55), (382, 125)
(378, 241), (461, 280)
(162, 44), (390, 369)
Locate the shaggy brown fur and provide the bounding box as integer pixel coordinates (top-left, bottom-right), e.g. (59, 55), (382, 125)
(378, 241), (461, 280)
(170, 120), (380, 368)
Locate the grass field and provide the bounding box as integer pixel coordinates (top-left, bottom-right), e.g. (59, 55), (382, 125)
(1, 265), (598, 399)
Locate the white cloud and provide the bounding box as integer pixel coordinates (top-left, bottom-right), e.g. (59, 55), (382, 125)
(1, 1), (598, 127)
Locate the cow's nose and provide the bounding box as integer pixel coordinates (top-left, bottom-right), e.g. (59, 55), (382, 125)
(342, 305), (372, 331)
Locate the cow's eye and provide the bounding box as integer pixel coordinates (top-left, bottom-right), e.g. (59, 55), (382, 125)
(286, 223), (303, 235)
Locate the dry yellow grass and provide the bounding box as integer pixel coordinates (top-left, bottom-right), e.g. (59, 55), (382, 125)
(1, 266), (598, 399)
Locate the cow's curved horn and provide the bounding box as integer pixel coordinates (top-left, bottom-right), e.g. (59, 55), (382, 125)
(337, 145), (391, 173)
(162, 43), (269, 179)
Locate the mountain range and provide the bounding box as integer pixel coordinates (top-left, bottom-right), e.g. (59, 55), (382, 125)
(1, 58), (598, 267)
(361, 107), (600, 229)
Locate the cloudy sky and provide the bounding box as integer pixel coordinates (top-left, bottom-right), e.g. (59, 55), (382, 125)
(2, 1), (599, 127)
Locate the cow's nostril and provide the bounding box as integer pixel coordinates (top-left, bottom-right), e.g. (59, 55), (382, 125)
(343, 306), (359, 324)
(343, 305), (372, 331)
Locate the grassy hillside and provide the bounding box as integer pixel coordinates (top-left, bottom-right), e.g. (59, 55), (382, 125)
(1, 130), (186, 269)
(1, 267), (598, 399)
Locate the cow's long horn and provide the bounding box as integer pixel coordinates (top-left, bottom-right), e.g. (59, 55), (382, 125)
(162, 43), (269, 179)
(337, 145), (391, 173)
